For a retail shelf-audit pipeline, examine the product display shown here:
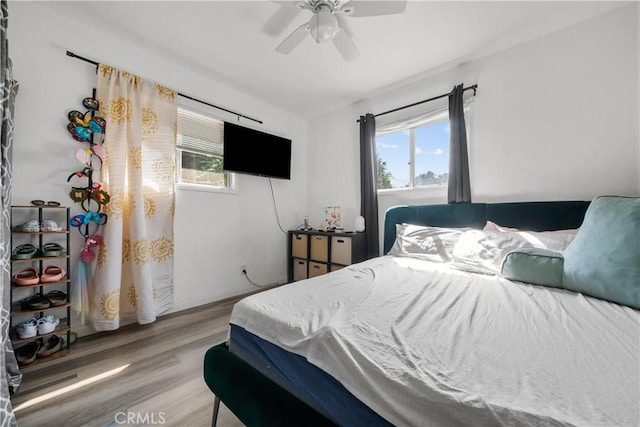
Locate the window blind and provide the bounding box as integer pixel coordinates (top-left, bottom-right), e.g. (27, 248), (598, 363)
(177, 107), (224, 156)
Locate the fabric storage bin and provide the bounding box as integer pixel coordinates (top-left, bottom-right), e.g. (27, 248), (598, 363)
(331, 236), (352, 265)
(293, 259), (308, 281)
(291, 234), (308, 259)
(310, 235), (329, 262)
(308, 262), (328, 278)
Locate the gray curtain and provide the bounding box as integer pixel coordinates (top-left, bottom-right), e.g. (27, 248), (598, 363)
(1, 0), (19, 424)
(447, 84), (471, 203)
(359, 113), (379, 258)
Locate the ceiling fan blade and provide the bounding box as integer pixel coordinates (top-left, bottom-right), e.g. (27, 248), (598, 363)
(276, 22), (310, 54)
(263, 3), (302, 37)
(347, 0), (407, 17)
(332, 27), (359, 61)
(335, 14), (354, 39)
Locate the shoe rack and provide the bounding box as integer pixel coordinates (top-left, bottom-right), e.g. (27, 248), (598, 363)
(10, 205), (72, 367)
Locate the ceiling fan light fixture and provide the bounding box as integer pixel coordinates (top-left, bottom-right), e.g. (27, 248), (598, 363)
(310, 8), (338, 43)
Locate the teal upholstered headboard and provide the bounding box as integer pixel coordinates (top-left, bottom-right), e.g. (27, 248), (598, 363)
(383, 201), (590, 254)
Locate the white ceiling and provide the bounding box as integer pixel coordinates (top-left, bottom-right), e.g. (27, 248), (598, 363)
(46, 1), (628, 119)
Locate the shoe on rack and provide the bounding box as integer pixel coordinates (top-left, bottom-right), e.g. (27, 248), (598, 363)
(11, 244), (38, 260)
(13, 220), (40, 233)
(16, 318), (38, 339)
(46, 290), (67, 307)
(16, 341), (40, 366)
(37, 335), (64, 358)
(21, 294), (51, 311)
(12, 267), (39, 286)
(37, 315), (60, 335)
(41, 219), (63, 232)
(41, 243), (64, 257)
(41, 265), (66, 283)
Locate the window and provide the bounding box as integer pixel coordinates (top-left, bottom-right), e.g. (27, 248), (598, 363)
(376, 110), (450, 190)
(176, 107), (231, 189)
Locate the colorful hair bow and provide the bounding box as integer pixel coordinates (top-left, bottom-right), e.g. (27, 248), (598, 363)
(70, 211), (108, 228)
(66, 97), (106, 142)
(80, 234), (103, 263)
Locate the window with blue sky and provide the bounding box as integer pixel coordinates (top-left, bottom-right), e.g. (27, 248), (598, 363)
(376, 119), (450, 189)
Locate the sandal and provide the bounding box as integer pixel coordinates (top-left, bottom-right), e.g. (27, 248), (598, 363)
(16, 341), (40, 365)
(41, 265), (66, 283)
(42, 243), (64, 257)
(37, 335), (64, 358)
(41, 220), (63, 232)
(31, 200), (61, 207)
(12, 267), (39, 285)
(13, 220), (40, 233)
(46, 290), (67, 307)
(21, 294), (51, 311)
(11, 244), (37, 260)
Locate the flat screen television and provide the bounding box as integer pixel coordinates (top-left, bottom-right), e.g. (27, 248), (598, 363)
(222, 122), (292, 180)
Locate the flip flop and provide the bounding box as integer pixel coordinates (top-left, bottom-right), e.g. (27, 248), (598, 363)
(12, 244), (37, 260)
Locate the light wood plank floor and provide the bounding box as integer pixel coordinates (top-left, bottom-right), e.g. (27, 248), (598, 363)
(10, 294), (254, 427)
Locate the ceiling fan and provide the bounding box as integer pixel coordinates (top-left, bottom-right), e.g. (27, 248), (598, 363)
(269, 0), (408, 62)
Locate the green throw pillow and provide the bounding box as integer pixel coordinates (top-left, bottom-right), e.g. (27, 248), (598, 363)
(501, 248), (564, 288)
(562, 196), (640, 310)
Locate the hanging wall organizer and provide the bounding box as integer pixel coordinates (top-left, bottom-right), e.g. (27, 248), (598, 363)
(66, 92), (110, 325)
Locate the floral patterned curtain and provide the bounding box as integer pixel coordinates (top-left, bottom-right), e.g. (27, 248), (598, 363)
(92, 65), (176, 331)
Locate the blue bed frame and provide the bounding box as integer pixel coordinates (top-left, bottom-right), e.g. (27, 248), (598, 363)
(204, 200), (591, 426)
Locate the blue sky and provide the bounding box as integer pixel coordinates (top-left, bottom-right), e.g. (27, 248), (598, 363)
(376, 120), (450, 188)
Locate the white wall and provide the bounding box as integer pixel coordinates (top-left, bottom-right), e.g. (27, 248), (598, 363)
(8, 2), (309, 333)
(307, 3), (640, 248)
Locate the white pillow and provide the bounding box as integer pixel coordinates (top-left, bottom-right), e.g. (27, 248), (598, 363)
(388, 224), (470, 263)
(451, 230), (576, 275)
(389, 223), (576, 276)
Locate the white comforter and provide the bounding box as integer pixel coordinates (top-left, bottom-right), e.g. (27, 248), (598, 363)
(230, 256), (640, 427)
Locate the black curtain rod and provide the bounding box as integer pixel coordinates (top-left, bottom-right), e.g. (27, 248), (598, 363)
(66, 50), (263, 125)
(357, 84), (478, 123)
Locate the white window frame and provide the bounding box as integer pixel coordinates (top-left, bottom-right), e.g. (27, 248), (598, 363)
(376, 108), (449, 192)
(175, 105), (236, 194)
(376, 99), (473, 193)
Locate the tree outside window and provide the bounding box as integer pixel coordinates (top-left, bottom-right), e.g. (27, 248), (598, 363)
(376, 119), (450, 190)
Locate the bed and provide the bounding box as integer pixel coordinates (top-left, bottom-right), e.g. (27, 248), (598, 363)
(204, 198), (640, 427)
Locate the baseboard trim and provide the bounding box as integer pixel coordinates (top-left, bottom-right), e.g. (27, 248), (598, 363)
(72, 281), (285, 338)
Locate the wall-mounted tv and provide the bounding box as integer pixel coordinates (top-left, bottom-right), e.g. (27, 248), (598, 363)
(222, 122), (292, 180)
